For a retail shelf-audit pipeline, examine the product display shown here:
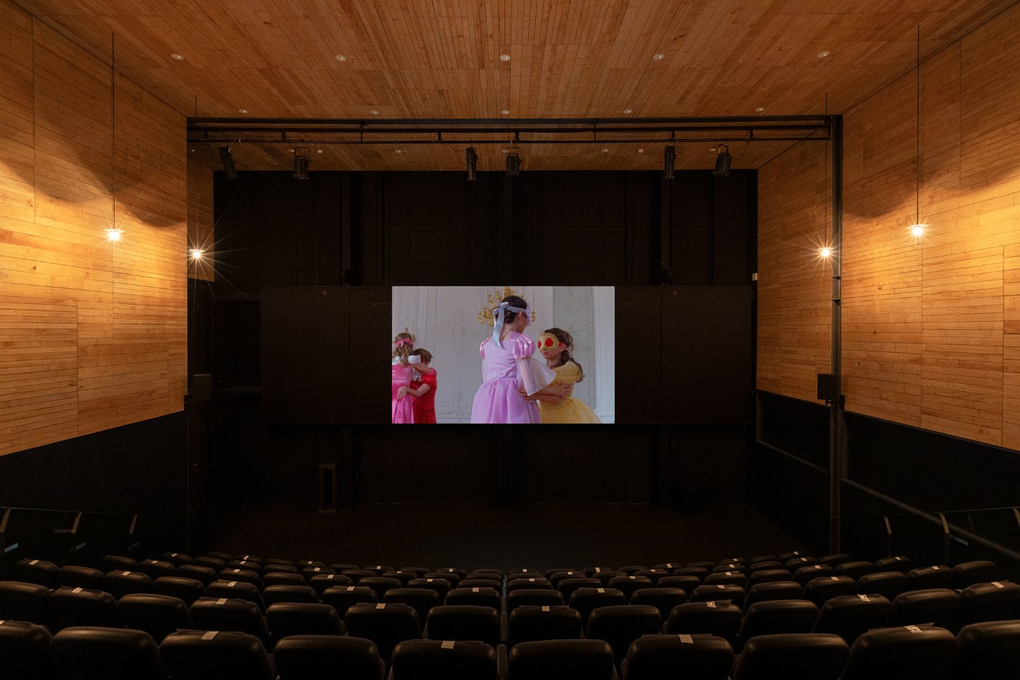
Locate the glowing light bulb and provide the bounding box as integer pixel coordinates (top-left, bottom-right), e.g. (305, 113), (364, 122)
(105, 227), (123, 242)
(190, 248), (205, 260)
(819, 246), (832, 258)
(910, 224), (926, 238)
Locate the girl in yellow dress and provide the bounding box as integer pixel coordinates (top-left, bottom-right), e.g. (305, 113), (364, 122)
(526, 327), (602, 424)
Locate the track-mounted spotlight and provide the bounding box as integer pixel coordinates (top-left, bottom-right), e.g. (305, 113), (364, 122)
(663, 145), (675, 180)
(713, 143), (732, 177)
(506, 148), (521, 177)
(293, 146), (311, 180)
(219, 146), (237, 180)
(466, 147), (478, 181)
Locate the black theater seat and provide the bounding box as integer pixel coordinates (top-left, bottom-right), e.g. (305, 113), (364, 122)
(154, 576), (206, 606)
(736, 600), (818, 652)
(189, 597), (271, 648)
(812, 593), (892, 646)
(507, 604), (582, 647)
(856, 571), (908, 599)
(744, 581), (802, 609)
(746, 561), (783, 573)
(548, 570), (585, 588)
(842, 626), (957, 680)
(874, 556), (914, 574)
(690, 584), (745, 609)
(954, 581), (1020, 628)
(14, 558), (59, 588)
(266, 602), (346, 639)
(135, 560), (176, 580)
(890, 588), (960, 628)
(206, 580), (265, 611)
(704, 571), (747, 588)
(793, 563), (834, 586)
(662, 602), (741, 644)
(0, 620), (59, 679)
(617, 565), (647, 575)
(264, 564), (299, 574)
(952, 621), (1020, 680)
(384, 587), (442, 627)
(229, 560), (263, 575)
(508, 588), (564, 612)
(732, 633), (849, 680)
(445, 587), (501, 610)
(385, 571), (420, 586)
(0, 581), (57, 628)
(507, 577), (553, 592)
(746, 568), (793, 589)
(160, 630), (275, 680)
(508, 639), (617, 680)
(274, 635), (386, 680)
(118, 593), (194, 643)
(820, 553), (852, 567)
(217, 568), (262, 589)
(160, 552), (192, 567)
(803, 575), (857, 607)
(323, 585), (378, 620)
(264, 572), (307, 588)
(302, 566), (336, 581)
(634, 568), (670, 584)
(951, 561), (998, 589)
(658, 575), (702, 593)
(102, 570), (155, 599)
(586, 604), (661, 667)
(835, 561), (876, 581)
(264, 584), (320, 606)
(423, 604), (500, 647)
(407, 578), (453, 600)
(749, 555), (780, 565)
(398, 567), (430, 577)
(51, 587), (121, 628)
(344, 602), (422, 664)
(52, 627), (166, 680)
(621, 633), (733, 680)
(608, 575), (654, 601)
(390, 639), (499, 680)
(568, 587), (628, 627)
(558, 577), (602, 602)
(191, 557), (227, 571)
(785, 556), (819, 571)
(310, 573), (355, 596)
(905, 565), (954, 591)
(176, 565), (218, 588)
(629, 587), (688, 622)
(671, 567), (709, 582)
(100, 555), (138, 572)
(57, 565), (104, 590)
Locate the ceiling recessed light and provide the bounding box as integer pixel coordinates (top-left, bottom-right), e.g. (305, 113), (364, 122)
(499, 54), (511, 62)
(817, 51), (830, 58)
(638, 149), (644, 154)
(500, 110), (510, 115)
(709, 147), (717, 152)
(755, 107), (765, 113)
(395, 149), (403, 154)
(171, 53), (184, 60)
(189, 148), (195, 153)
(602, 148), (609, 153)
(370, 110), (379, 115)
(335, 55), (347, 62)
(317, 149), (323, 154)
(653, 53), (665, 61)
(238, 109), (248, 114)
(502, 149), (509, 154)
(623, 109), (632, 114)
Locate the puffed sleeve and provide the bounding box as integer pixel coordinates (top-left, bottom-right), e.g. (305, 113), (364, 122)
(514, 334), (556, 396)
(555, 361), (581, 384)
(479, 337), (489, 358)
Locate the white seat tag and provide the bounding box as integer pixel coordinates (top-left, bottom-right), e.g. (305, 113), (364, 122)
(992, 581), (1005, 589)
(597, 588), (605, 594)
(707, 601), (716, 608)
(228, 581), (237, 587)
(905, 625), (922, 633)
(542, 605), (550, 612)
(376, 603), (385, 609)
(216, 598), (227, 605)
(858, 594), (870, 601)
(442, 640), (455, 649)
(679, 634), (694, 644)
(202, 631), (218, 640)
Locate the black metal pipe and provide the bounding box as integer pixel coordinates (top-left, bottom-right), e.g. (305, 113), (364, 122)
(188, 115), (831, 126)
(186, 136), (828, 146)
(829, 115), (844, 555)
(188, 124), (827, 135)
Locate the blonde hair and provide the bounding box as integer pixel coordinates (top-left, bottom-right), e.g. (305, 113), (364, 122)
(393, 332), (414, 366)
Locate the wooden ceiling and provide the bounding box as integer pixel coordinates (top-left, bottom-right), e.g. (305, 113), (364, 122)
(14, 0), (1013, 171)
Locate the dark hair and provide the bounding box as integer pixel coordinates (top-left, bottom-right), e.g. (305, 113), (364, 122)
(410, 348), (432, 363)
(500, 295), (528, 324)
(543, 327), (583, 382)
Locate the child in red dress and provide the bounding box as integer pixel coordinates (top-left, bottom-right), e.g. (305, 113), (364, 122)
(403, 349), (437, 424)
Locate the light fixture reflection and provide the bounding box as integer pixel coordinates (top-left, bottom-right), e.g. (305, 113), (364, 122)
(819, 246), (832, 259)
(105, 228), (124, 242)
(909, 224), (926, 238)
(190, 248), (205, 260)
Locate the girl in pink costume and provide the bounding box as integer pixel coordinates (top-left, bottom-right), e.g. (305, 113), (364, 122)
(391, 332), (436, 423)
(470, 294), (563, 424)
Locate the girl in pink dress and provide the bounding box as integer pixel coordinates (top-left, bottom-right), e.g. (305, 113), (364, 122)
(470, 295), (559, 424)
(391, 332), (417, 423)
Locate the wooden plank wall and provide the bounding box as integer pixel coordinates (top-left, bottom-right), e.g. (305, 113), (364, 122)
(758, 3), (1020, 450)
(0, 0), (187, 455)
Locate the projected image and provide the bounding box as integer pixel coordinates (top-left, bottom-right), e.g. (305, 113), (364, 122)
(392, 286), (615, 424)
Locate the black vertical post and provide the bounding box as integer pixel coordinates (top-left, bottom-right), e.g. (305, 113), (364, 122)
(660, 178), (673, 284)
(340, 173), (352, 285)
(829, 115), (844, 555)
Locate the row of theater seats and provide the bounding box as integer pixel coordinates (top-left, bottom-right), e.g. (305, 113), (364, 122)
(2, 611), (1018, 678)
(1, 550), (1018, 678)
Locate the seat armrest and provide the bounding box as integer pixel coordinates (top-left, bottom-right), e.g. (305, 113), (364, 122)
(497, 643), (508, 680)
